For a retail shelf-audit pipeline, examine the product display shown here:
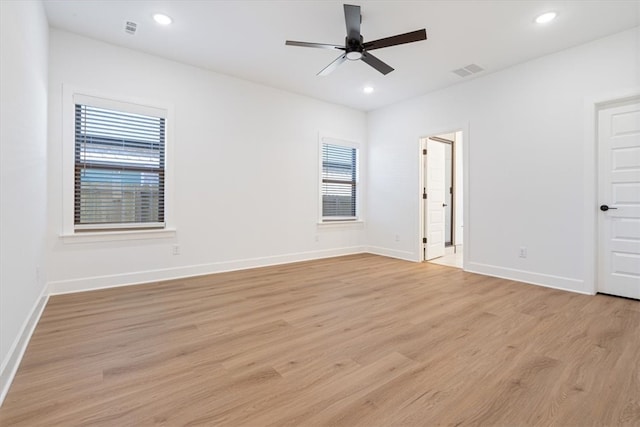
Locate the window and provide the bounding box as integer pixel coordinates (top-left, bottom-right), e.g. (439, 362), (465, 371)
(74, 101), (166, 230)
(321, 142), (358, 220)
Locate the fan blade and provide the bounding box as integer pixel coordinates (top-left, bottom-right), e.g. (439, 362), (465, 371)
(363, 29), (427, 51)
(361, 52), (394, 75)
(344, 4), (361, 40)
(285, 40), (345, 50)
(318, 53), (347, 76)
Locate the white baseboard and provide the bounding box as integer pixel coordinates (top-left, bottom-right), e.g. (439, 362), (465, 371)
(0, 284), (49, 406)
(465, 261), (592, 295)
(366, 246), (419, 262)
(49, 246), (367, 295)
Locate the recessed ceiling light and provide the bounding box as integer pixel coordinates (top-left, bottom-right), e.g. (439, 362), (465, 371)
(153, 13), (173, 25)
(363, 86), (374, 94)
(535, 12), (557, 24)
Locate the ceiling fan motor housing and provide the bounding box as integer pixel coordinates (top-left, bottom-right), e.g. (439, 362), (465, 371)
(345, 36), (364, 60)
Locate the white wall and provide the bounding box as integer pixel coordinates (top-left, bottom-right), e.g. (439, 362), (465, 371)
(0, 0), (49, 401)
(47, 30), (367, 293)
(367, 27), (639, 293)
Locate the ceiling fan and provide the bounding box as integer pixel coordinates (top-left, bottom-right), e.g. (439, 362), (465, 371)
(285, 3), (427, 76)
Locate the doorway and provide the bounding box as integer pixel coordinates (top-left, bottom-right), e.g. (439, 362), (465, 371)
(420, 130), (464, 268)
(596, 98), (640, 300)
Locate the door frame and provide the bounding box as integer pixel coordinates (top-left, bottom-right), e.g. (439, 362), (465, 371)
(584, 89), (640, 295)
(418, 123), (470, 269)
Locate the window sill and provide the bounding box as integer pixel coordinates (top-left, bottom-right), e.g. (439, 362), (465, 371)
(317, 220), (364, 228)
(60, 228), (176, 244)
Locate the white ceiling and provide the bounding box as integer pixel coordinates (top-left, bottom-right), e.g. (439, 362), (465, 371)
(43, 0), (640, 111)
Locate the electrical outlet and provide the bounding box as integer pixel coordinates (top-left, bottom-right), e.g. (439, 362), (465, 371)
(172, 244), (181, 255)
(519, 247), (527, 258)
(315, 235), (319, 242)
(395, 234), (400, 242)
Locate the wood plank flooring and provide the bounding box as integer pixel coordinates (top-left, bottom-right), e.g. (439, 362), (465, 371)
(1, 254), (639, 426)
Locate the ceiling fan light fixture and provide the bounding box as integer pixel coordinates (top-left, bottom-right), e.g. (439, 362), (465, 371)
(346, 51), (363, 61)
(153, 13), (173, 25)
(535, 11), (557, 24)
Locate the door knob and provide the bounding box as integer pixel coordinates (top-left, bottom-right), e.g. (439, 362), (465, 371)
(443, 203), (448, 207)
(600, 204), (617, 211)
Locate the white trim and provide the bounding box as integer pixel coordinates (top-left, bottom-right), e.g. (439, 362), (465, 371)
(466, 262), (591, 295)
(583, 88), (640, 295)
(60, 228), (176, 244)
(317, 220), (364, 228)
(49, 246), (367, 295)
(61, 84), (176, 239)
(319, 135), (360, 150)
(73, 93), (166, 118)
(0, 285), (49, 406)
(366, 246), (418, 262)
(74, 222), (166, 231)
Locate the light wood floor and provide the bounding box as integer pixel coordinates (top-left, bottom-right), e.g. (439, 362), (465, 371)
(1, 254), (639, 426)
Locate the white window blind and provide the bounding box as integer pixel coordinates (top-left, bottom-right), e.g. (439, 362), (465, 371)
(322, 143), (357, 219)
(74, 103), (166, 230)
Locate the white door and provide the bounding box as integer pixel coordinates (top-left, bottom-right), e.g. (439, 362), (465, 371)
(424, 139), (446, 260)
(598, 101), (640, 300)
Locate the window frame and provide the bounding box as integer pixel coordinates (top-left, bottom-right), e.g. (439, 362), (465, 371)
(318, 135), (360, 223)
(61, 86), (175, 242)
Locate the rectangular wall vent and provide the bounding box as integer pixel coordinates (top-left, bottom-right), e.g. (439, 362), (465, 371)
(465, 63), (484, 73)
(452, 63), (484, 78)
(125, 21), (137, 35)
(452, 68), (472, 77)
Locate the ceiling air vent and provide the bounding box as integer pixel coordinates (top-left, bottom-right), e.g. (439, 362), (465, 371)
(125, 21), (137, 35)
(452, 63), (484, 78)
(452, 68), (472, 77)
